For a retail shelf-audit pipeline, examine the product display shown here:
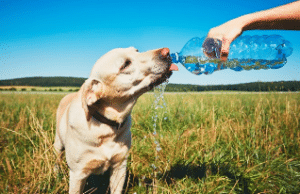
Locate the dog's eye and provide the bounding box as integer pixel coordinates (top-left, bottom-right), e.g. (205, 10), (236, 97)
(120, 59), (131, 71)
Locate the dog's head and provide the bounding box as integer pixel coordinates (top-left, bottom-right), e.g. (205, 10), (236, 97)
(82, 47), (178, 121)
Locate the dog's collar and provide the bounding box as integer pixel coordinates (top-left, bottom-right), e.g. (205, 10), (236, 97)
(92, 111), (127, 130)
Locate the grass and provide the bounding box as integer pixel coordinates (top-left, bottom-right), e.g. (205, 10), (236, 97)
(0, 91), (299, 193)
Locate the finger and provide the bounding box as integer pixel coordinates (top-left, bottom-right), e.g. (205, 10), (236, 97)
(220, 38), (231, 61)
(220, 52), (228, 62)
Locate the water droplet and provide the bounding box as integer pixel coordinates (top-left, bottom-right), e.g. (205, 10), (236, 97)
(156, 146), (162, 152)
(151, 164), (157, 170)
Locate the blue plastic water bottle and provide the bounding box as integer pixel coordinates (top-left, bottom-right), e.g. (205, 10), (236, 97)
(171, 35), (293, 75)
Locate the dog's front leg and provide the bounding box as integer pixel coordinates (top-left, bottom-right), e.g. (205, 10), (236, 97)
(109, 159), (127, 194)
(69, 170), (87, 194)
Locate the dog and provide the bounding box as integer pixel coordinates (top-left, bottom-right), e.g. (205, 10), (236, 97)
(53, 47), (178, 194)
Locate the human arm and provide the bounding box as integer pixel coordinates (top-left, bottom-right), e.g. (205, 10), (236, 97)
(206, 0), (300, 61)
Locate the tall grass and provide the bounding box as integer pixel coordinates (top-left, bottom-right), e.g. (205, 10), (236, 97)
(0, 92), (299, 193)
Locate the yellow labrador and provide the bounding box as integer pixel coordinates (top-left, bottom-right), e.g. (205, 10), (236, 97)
(54, 47), (178, 194)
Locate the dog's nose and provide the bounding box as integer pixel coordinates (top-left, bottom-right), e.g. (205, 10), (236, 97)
(160, 48), (170, 58)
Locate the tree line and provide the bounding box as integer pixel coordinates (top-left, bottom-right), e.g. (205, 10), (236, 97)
(165, 81), (300, 92)
(1, 77), (300, 92)
(0, 77), (86, 87)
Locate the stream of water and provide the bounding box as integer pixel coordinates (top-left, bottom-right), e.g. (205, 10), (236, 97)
(150, 80), (169, 174)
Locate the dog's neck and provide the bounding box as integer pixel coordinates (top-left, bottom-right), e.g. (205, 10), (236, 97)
(89, 98), (136, 124)
(91, 109), (128, 129)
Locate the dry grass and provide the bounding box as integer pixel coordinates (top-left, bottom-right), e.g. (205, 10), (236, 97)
(0, 92), (300, 193)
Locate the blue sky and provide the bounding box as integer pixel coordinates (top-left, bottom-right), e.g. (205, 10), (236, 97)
(1, 0), (299, 85)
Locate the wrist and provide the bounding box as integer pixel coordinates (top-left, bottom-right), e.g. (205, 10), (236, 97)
(236, 13), (257, 31)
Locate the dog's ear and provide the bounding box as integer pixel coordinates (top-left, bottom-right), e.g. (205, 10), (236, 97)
(82, 78), (103, 121)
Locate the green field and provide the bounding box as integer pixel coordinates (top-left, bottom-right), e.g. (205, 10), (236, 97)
(0, 92), (300, 193)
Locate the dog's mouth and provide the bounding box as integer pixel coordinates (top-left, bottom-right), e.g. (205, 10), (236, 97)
(148, 48), (178, 90)
(133, 48), (178, 96)
(148, 71), (172, 90)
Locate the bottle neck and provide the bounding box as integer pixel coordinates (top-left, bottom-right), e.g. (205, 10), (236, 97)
(170, 53), (179, 63)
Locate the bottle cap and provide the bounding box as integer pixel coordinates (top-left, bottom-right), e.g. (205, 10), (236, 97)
(202, 38), (222, 59)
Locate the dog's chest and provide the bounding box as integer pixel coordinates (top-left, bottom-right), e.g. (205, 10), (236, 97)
(83, 135), (130, 175)
(88, 123), (117, 145)
(84, 124), (130, 167)
(68, 116), (131, 174)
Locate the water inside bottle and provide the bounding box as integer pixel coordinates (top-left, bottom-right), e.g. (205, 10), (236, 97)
(180, 56), (287, 75)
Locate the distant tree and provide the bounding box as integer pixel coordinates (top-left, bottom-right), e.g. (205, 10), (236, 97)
(0, 76), (86, 87)
(9, 87), (17, 91)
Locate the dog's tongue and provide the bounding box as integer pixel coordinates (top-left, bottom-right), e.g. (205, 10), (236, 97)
(169, 63), (178, 71)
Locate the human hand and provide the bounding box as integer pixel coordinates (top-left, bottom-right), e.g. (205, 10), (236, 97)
(206, 19), (244, 61)
(204, 1), (300, 61)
